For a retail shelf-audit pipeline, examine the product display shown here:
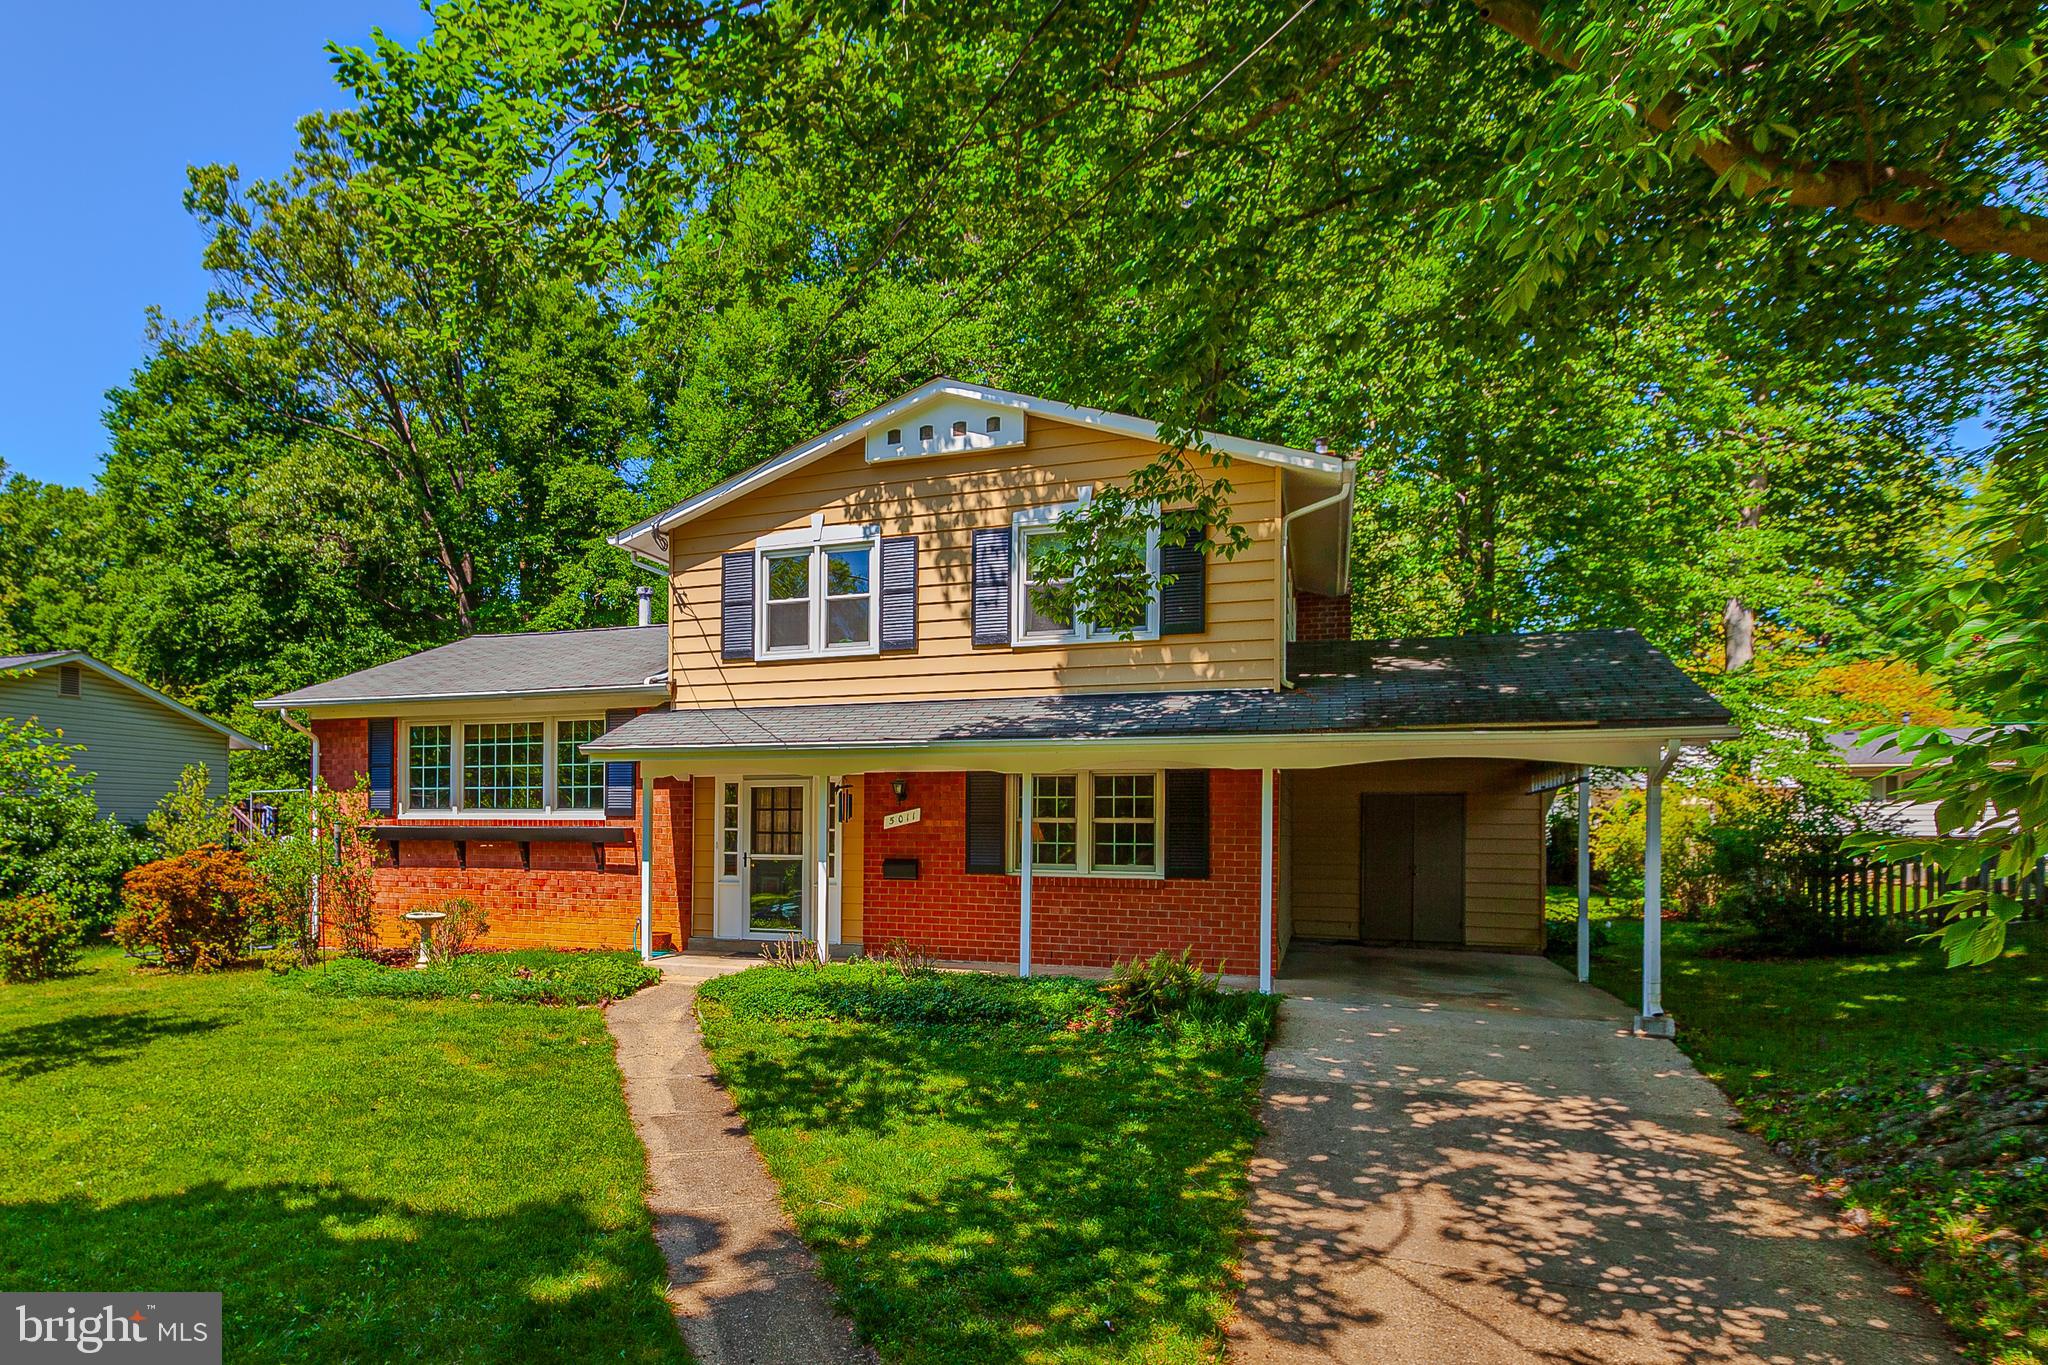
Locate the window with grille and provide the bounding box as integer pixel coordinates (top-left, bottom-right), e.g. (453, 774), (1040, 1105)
(407, 725), (453, 810)
(1091, 773), (1158, 870)
(555, 719), (605, 810)
(463, 722), (544, 810)
(721, 782), (740, 876)
(1029, 775), (1079, 870)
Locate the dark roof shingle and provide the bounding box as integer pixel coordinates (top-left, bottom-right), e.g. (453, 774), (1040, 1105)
(588, 629), (1729, 753)
(256, 626), (669, 707)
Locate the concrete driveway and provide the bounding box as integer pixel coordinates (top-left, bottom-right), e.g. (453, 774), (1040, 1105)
(1228, 946), (1957, 1364)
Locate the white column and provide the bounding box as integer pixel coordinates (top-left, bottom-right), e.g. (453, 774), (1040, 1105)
(815, 778), (832, 965)
(1576, 776), (1592, 983)
(1018, 773), (1033, 978)
(639, 771), (654, 962)
(1641, 753), (1666, 1023)
(1259, 768), (1275, 995)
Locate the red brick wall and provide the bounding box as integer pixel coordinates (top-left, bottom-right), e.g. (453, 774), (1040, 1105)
(309, 718), (690, 952)
(1294, 591), (1352, 642)
(858, 770), (1276, 975)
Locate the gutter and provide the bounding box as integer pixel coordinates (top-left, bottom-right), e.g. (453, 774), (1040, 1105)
(1278, 463), (1357, 685)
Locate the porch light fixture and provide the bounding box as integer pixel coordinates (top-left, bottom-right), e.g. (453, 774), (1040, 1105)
(892, 778), (909, 802)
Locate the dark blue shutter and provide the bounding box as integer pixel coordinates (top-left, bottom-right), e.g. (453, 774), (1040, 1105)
(366, 719), (395, 816)
(964, 771), (1007, 874)
(1160, 532), (1206, 636)
(720, 551), (755, 660)
(1163, 769), (1210, 879)
(880, 535), (918, 651)
(971, 527), (1012, 646)
(603, 708), (638, 819)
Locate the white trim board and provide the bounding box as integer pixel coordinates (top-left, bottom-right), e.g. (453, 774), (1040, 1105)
(609, 377), (1347, 560)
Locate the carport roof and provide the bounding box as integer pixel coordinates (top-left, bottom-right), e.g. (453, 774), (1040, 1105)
(587, 629), (1730, 755)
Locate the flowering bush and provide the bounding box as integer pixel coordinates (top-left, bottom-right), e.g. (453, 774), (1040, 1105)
(115, 846), (273, 971)
(0, 895), (84, 982)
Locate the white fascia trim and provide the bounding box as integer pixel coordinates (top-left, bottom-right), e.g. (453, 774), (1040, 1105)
(30, 651), (269, 751)
(607, 377), (1348, 556)
(602, 723), (1742, 772)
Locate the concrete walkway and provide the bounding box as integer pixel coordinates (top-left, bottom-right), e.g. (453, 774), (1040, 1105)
(1229, 946), (1958, 1364)
(606, 964), (874, 1365)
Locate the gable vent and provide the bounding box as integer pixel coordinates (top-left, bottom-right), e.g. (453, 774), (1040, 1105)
(58, 664), (81, 698)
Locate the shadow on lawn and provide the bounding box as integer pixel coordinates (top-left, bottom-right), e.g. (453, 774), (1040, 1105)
(0, 1182), (687, 1364)
(0, 1010), (226, 1082)
(706, 1019), (1264, 1364)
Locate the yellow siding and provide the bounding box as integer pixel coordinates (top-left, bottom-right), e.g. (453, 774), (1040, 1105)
(1285, 760), (1545, 952)
(665, 417), (1284, 706)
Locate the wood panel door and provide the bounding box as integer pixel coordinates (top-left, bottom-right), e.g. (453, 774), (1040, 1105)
(1359, 793), (1467, 945)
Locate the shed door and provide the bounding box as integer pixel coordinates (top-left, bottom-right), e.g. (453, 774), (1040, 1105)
(1358, 793), (1466, 945)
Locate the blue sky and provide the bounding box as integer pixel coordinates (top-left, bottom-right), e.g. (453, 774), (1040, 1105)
(0, 2), (434, 489)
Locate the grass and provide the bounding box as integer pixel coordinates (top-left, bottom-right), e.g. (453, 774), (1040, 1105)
(1553, 906), (2048, 1364)
(0, 947), (688, 1364)
(694, 963), (1278, 1364)
(303, 948), (660, 1005)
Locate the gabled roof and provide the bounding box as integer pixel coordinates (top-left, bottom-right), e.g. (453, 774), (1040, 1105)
(254, 626), (671, 709)
(586, 629), (1732, 755)
(1, 651), (266, 750)
(609, 377), (1350, 561)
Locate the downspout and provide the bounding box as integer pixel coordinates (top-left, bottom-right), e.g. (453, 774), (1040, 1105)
(1277, 464), (1356, 689)
(274, 707), (319, 943)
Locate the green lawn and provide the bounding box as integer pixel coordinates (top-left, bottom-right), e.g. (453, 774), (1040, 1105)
(694, 963), (1275, 1365)
(0, 948), (688, 1364)
(1555, 910), (2048, 1364)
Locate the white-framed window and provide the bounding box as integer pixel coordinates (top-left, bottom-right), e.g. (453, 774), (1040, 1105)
(555, 719), (607, 811)
(1009, 771), (1162, 877)
(398, 716), (607, 816)
(1012, 502), (1160, 644)
(720, 781), (741, 877)
(756, 521), (880, 658)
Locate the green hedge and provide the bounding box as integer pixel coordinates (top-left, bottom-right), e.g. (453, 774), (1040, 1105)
(303, 950), (660, 1005)
(698, 960), (1280, 1048)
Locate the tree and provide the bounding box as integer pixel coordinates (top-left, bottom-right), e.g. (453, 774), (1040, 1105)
(145, 764), (237, 856)
(0, 718), (147, 932)
(0, 464), (105, 655)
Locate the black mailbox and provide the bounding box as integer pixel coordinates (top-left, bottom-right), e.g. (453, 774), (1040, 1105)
(882, 857), (920, 881)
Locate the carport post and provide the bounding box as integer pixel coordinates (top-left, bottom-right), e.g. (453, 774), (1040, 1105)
(1576, 776), (1591, 983)
(639, 770), (654, 963)
(1259, 768), (1274, 995)
(1018, 772), (1033, 978)
(1637, 743), (1680, 1036)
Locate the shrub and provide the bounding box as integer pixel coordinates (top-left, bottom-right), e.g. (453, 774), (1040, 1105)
(0, 895), (83, 982)
(1103, 947), (1222, 1022)
(0, 717), (149, 932)
(701, 959), (1103, 1029)
(114, 845), (273, 970)
(304, 950), (658, 1005)
(425, 896), (489, 959)
(144, 763), (237, 855)
(759, 935), (824, 970)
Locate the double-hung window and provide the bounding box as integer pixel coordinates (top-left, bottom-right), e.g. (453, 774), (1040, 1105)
(399, 717), (605, 815)
(1012, 502), (1160, 644)
(1014, 771), (1161, 876)
(757, 524), (879, 657)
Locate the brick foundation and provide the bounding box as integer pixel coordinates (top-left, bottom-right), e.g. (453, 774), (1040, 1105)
(310, 718), (690, 952)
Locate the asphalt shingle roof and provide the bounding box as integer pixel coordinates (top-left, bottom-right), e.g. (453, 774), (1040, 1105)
(1827, 726), (1989, 766)
(0, 652), (68, 671)
(255, 626), (670, 707)
(587, 629), (1729, 753)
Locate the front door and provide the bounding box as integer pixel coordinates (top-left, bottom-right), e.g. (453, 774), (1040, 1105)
(745, 781), (807, 937)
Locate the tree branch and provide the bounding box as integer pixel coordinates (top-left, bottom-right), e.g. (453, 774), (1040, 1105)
(1473, 0), (2048, 264)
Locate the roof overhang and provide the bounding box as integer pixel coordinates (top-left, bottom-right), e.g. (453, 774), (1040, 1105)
(254, 683), (670, 718)
(609, 378), (1350, 562)
(602, 722), (1738, 780)
(10, 652), (266, 750)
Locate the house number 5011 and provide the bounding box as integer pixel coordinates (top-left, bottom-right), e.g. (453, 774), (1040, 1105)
(882, 807), (922, 830)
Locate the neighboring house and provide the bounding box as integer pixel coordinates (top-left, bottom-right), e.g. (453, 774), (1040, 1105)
(1829, 727), (1990, 839)
(258, 379), (1734, 987)
(0, 650), (265, 824)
